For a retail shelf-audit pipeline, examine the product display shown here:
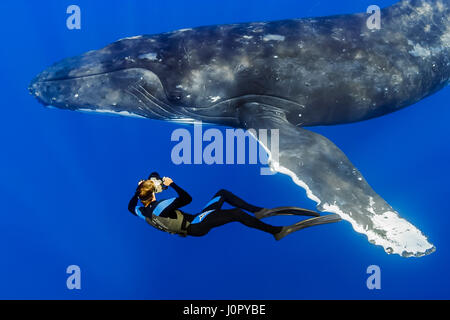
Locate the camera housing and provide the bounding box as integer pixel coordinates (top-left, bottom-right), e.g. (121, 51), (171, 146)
(148, 172), (168, 193)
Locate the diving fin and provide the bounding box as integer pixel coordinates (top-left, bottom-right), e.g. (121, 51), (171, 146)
(274, 214), (342, 241)
(255, 207), (320, 219)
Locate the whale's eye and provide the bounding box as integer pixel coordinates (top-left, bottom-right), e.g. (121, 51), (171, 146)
(167, 88), (184, 103)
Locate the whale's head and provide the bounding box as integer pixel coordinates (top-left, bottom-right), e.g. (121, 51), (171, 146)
(29, 36), (178, 120)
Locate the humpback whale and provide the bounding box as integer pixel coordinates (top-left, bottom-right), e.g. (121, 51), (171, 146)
(29, 0), (449, 257)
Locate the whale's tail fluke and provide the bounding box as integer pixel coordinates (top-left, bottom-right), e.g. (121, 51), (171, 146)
(239, 102), (436, 257)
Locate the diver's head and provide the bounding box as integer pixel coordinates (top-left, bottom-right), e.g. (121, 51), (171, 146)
(138, 180), (156, 206)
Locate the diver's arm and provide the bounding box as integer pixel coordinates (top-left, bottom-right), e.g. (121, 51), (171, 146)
(170, 182), (193, 208)
(153, 183), (192, 219)
(128, 192), (139, 215)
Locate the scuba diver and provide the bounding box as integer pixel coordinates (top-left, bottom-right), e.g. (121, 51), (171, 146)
(128, 172), (341, 240)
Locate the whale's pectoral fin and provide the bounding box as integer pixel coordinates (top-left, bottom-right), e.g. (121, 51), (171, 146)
(239, 102), (435, 257)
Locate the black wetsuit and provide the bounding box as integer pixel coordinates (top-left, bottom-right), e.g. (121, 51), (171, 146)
(128, 184), (282, 236)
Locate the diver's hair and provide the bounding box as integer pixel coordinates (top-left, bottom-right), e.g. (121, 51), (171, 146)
(138, 180), (156, 206)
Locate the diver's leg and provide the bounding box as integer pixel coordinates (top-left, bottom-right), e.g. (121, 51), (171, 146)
(187, 210), (230, 236)
(186, 189), (261, 227)
(225, 209), (282, 234)
(187, 208), (282, 237)
(182, 212), (197, 223)
(182, 193), (226, 225)
(213, 189), (263, 213)
(212, 189), (319, 218)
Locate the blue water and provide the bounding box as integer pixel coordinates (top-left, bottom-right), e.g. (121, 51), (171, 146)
(1, 0), (449, 299)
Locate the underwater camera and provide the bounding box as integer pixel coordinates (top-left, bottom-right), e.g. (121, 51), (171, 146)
(148, 172), (168, 194)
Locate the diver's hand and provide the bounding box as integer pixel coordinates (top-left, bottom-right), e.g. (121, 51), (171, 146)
(163, 177), (173, 186)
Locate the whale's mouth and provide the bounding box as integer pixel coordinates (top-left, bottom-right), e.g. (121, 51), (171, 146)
(29, 48), (134, 85)
(28, 41), (179, 120)
(30, 68), (128, 84)
(29, 62), (174, 120)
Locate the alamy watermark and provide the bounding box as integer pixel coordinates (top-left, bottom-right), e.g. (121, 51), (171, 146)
(367, 5), (381, 30)
(66, 5), (81, 30)
(66, 265), (81, 290)
(170, 122), (279, 176)
(366, 265), (381, 290)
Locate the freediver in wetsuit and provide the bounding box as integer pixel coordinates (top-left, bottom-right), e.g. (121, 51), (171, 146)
(128, 172), (341, 240)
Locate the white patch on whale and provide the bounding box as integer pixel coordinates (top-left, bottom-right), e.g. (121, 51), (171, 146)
(415, 1), (433, 16)
(119, 35), (143, 41)
(409, 43), (432, 58)
(408, 40), (442, 58)
(169, 117), (197, 125)
(78, 108), (145, 119)
(263, 34), (285, 42)
(441, 25), (450, 47)
(139, 53), (158, 61)
(187, 66), (235, 92)
(209, 96), (221, 103)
